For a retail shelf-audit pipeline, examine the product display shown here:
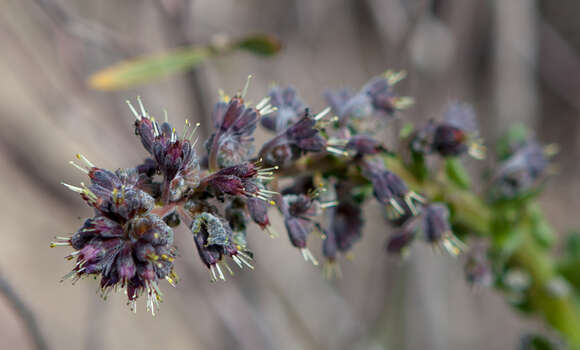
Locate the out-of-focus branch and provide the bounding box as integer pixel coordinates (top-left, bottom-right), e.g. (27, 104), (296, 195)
(284, 153), (580, 348)
(153, 0), (213, 138)
(492, 0), (538, 134)
(0, 271), (49, 350)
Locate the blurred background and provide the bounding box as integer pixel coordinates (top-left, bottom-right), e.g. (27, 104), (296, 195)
(1, 0), (580, 349)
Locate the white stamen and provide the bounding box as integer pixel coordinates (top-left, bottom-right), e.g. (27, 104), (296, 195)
(126, 100), (140, 120)
(221, 261), (234, 276)
(69, 161), (88, 174)
(188, 122), (201, 141)
(231, 255), (244, 269)
(61, 182), (83, 193)
(210, 265), (217, 282)
(326, 146), (348, 156)
(389, 198), (405, 215)
(241, 74), (253, 99)
(215, 263), (225, 281)
(235, 254), (254, 269)
(255, 96), (271, 110)
(320, 201), (339, 209)
(258, 105), (277, 116)
(258, 166), (279, 172)
(137, 96), (147, 118)
(148, 118), (159, 137)
(300, 248), (319, 266)
(76, 153), (95, 168)
(314, 107), (331, 121)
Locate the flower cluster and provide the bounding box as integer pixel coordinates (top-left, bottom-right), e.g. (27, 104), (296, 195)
(53, 159), (176, 315)
(52, 71), (557, 317)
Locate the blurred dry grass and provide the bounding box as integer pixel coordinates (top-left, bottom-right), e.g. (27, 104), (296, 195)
(1, 1), (579, 349)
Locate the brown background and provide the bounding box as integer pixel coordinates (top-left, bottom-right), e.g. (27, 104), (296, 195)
(1, 0), (579, 349)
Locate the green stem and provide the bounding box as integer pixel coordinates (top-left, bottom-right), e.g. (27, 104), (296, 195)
(293, 154), (580, 348)
(386, 155), (580, 348)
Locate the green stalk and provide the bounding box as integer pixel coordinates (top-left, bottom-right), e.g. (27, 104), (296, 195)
(288, 154), (580, 348)
(383, 155), (580, 349)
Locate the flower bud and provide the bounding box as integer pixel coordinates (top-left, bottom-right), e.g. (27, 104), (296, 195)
(261, 86), (305, 132)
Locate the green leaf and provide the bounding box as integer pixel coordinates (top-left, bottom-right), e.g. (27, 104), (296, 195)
(88, 34), (282, 90)
(564, 231), (580, 259)
(88, 47), (213, 90)
(445, 157), (471, 189)
(528, 204), (555, 248)
(496, 124), (528, 160)
(234, 34), (282, 56)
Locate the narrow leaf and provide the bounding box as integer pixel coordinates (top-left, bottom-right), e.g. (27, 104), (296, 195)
(235, 34), (282, 56)
(88, 47), (213, 90)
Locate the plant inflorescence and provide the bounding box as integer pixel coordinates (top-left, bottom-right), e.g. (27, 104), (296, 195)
(51, 71), (579, 348)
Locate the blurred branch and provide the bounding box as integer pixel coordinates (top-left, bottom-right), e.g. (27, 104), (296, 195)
(0, 271), (49, 350)
(30, 0), (142, 53)
(539, 20), (580, 113)
(153, 0), (213, 138)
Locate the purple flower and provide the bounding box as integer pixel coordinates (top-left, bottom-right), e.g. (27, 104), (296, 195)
(490, 141), (552, 200)
(55, 155), (179, 314)
(323, 199), (364, 259)
(261, 86), (305, 132)
(259, 109), (343, 167)
(53, 211), (176, 315)
(325, 71), (412, 125)
(128, 98), (201, 202)
(432, 102), (484, 159)
(191, 212), (254, 281)
(207, 93), (275, 170)
(247, 197), (276, 237)
(325, 88), (373, 123)
(279, 194), (322, 265)
(422, 204), (465, 256)
(200, 162), (278, 201)
(346, 135), (385, 156)
(361, 159), (424, 218)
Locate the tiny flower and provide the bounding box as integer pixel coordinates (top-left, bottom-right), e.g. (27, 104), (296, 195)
(279, 194), (323, 265)
(128, 98), (201, 202)
(207, 78), (276, 170)
(432, 102), (485, 159)
(362, 71), (413, 117)
(64, 158), (153, 221)
(261, 86), (305, 132)
(421, 204), (465, 256)
(490, 141), (554, 200)
(322, 189), (364, 278)
(361, 158), (424, 218)
(191, 212), (253, 281)
(200, 161), (279, 201)
(346, 135), (386, 156)
(325, 88), (373, 123)
(247, 197), (277, 237)
(325, 70), (412, 125)
(259, 109), (345, 167)
(330, 197), (364, 254)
